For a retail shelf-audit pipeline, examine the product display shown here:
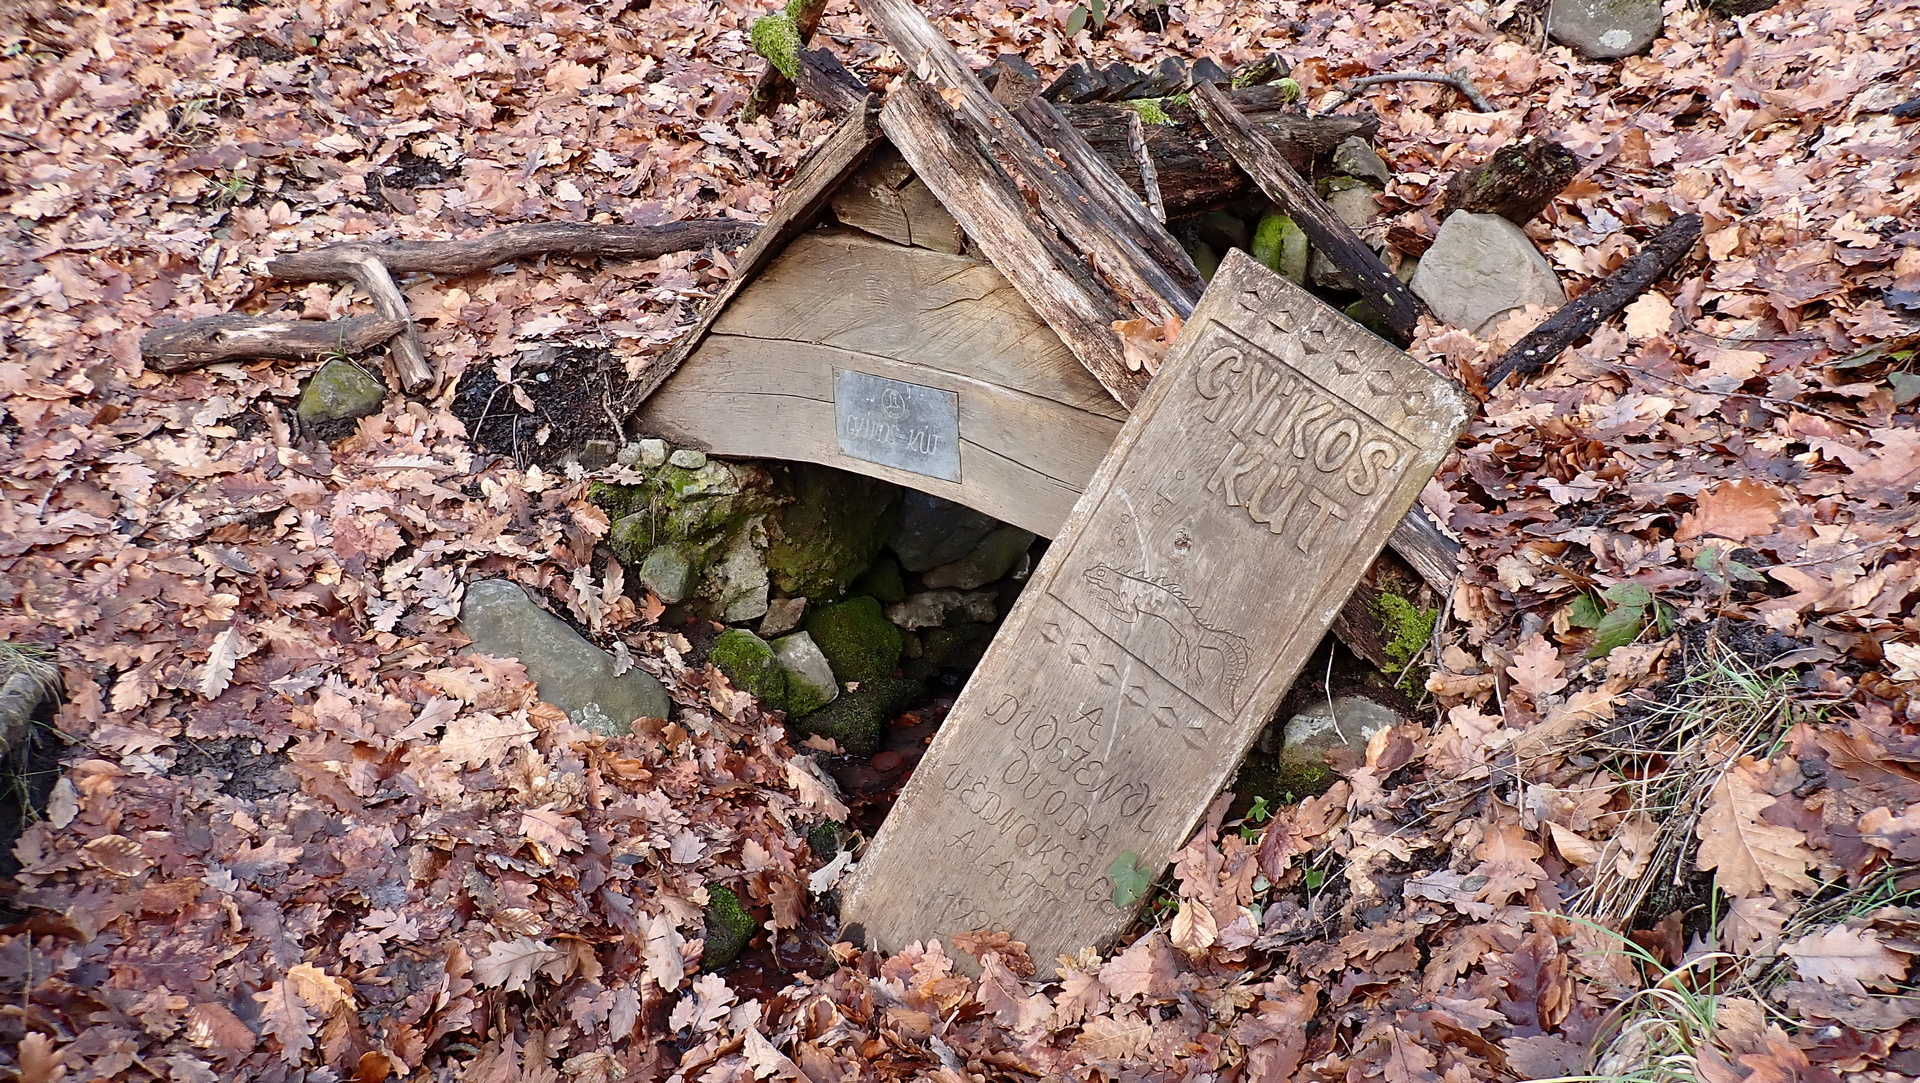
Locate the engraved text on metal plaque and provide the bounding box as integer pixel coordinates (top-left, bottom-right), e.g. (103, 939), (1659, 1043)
(834, 369), (961, 482)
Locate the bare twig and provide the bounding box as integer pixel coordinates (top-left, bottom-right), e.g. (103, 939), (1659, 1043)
(1125, 110), (1165, 223)
(266, 219), (755, 281)
(1338, 70), (1492, 112)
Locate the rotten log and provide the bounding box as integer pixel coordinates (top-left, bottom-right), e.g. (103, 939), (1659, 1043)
(267, 219), (755, 281)
(1443, 136), (1578, 225)
(855, 0), (1198, 324)
(1486, 213), (1703, 387)
(141, 314), (405, 371)
(1190, 81), (1427, 339)
(790, 47), (1379, 218)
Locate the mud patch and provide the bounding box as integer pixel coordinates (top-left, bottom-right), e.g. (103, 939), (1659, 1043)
(452, 345), (634, 468)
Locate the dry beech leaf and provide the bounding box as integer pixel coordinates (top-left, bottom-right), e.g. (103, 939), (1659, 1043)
(1695, 759), (1816, 897)
(81, 835), (150, 877)
(1784, 925), (1909, 993)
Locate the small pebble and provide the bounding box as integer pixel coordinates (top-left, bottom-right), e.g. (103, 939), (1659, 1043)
(668, 448), (707, 469)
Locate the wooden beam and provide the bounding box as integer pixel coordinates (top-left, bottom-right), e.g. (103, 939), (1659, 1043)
(1189, 82), (1427, 339)
(854, 0), (1195, 324)
(629, 101), (883, 406)
(881, 79), (1147, 407)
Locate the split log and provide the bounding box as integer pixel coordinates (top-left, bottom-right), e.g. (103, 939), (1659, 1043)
(855, 0), (1198, 324)
(790, 48), (1378, 217)
(1486, 213), (1703, 387)
(142, 314), (405, 371)
(1443, 136), (1578, 225)
(266, 219), (755, 281)
(1190, 82), (1427, 338)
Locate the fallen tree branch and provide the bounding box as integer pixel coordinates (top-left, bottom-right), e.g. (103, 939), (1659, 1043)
(141, 314), (405, 371)
(1190, 81), (1427, 338)
(335, 248), (434, 394)
(266, 219), (756, 281)
(1338, 70), (1492, 112)
(1486, 213), (1704, 387)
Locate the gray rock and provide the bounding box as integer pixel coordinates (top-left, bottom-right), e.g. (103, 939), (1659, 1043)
(885, 588), (998, 631)
(922, 525), (1035, 590)
(297, 359), (385, 428)
(1273, 694), (1407, 793)
(702, 525), (770, 622)
(1410, 211), (1565, 334)
(1549, 0), (1662, 59)
(637, 546), (694, 605)
(1309, 179), (1384, 288)
(668, 448), (708, 469)
(459, 579), (671, 735)
(886, 492), (999, 572)
(577, 440), (617, 470)
(617, 438), (670, 469)
(1332, 137), (1391, 185)
(771, 632), (839, 715)
(760, 596), (807, 637)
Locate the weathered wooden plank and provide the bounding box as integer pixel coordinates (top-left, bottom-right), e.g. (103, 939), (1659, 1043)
(855, 0), (1194, 325)
(829, 148), (966, 254)
(840, 250), (1470, 969)
(629, 103), (881, 407)
(880, 79), (1147, 408)
(1190, 82), (1427, 340)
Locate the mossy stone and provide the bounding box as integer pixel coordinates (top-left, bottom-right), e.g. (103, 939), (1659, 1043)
(1232, 748), (1332, 809)
(710, 629), (787, 706)
(297, 359), (385, 428)
(702, 885), (755, 970)
(792, 675), (921, 757)
(851, 553), (908, 605)
(771, 632), (838, 715)
(923, 621), (995, 674)
(923, 525), (1033, 590)
(1251, 212), (1309, 284)
(637, 545), (694, 604)
(766, 465), (898, 599)
(806, 820), (846, 858)
(805, 596), (902, 684)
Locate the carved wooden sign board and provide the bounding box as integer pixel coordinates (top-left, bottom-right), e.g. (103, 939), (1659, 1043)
(841, 250), (1470, 968)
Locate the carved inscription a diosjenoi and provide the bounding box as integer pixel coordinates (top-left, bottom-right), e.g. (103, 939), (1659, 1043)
(840, 250), (1471, 970)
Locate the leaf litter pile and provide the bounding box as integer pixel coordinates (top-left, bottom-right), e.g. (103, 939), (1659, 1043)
(3, 0), (1919, 1078)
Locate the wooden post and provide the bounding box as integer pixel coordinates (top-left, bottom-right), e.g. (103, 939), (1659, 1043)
(840, 251), (1470, 968)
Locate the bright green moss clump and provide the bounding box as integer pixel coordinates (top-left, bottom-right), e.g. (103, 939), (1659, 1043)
(1251, 212), (1308, 283)
(750, 13), (802, 79)
(1377, 591), (1438, 690)
(792, 675), (920, 757)
(702, 885), (755, 970)
(710, 629), (787, 706)
(805, 596), (902, 684)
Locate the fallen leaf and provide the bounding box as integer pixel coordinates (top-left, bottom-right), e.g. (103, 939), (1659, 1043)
(1784, 925), (1909, 993)
(1696, 759), (1816, 897)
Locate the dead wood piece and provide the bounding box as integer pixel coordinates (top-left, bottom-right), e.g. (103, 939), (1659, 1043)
(854, 0), (1196, 325)
(743, 0), (830, 120)
(330, 249), (433, 394)
(1487, 213), (1703, 388)
(1190, 81), (1427, 339)
(141, 314), (406, 371)
(1443, 136), (1578, 224)
(881, 79), (1144, 407)
(1010, 92), (1204, 301)
(266, 219), (755, 281)
(789, 48), (1377, 216)
(1339, 70), (1492, 112)
(0, 665), (59, 763)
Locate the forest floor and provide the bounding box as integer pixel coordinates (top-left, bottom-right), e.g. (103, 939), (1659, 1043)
(3, 0), (1919, 1079)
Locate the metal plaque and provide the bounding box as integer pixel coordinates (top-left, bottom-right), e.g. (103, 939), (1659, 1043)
(834, 369), (962, 482)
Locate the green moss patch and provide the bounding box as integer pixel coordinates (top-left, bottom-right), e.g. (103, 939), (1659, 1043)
(766, 465), (897, 599)
(701, 885), (755, 970)
(805, 596), (902, 684)
(750, 13), (801, 79)
(1376, 591), (1438, 690)
(710, 629), (787, 706)
(792, 675), (920, 757)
